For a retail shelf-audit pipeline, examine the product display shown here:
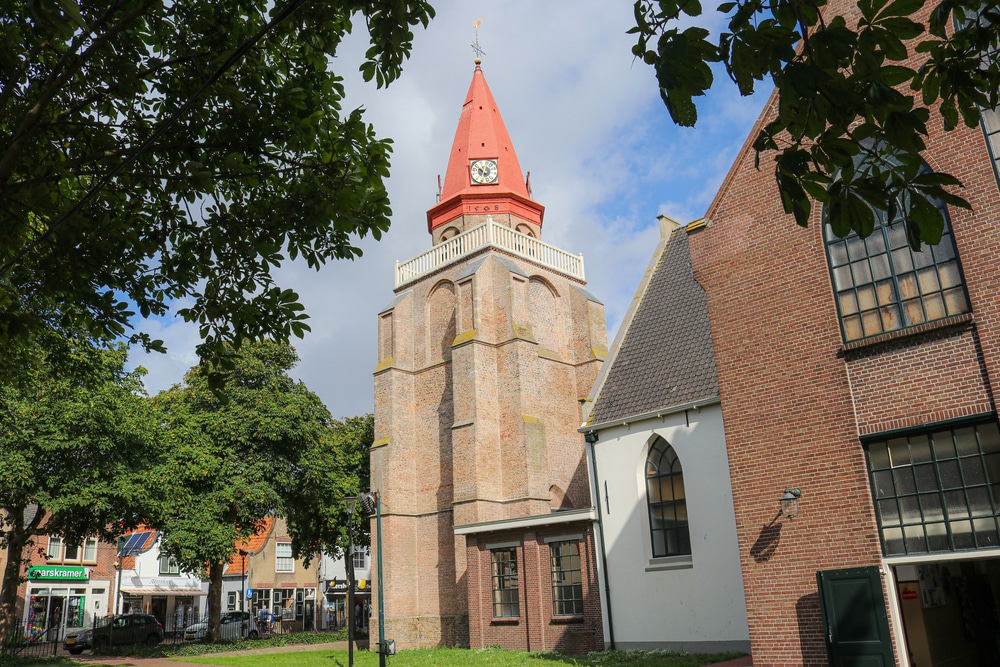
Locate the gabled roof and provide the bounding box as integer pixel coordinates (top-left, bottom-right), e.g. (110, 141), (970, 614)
(586, 220), (719, 427)
(224, 516), (274, 576)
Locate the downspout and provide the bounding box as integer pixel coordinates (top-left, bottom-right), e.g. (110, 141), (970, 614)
(585, 430), (615, 650)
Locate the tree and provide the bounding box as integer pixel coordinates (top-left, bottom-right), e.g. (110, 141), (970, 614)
(283, 414), (374, 562)
(0, 0), (434, 376)
(0, 338), (155, 638)
(629, 0), (999, 247)
(148, 341), (330, 641)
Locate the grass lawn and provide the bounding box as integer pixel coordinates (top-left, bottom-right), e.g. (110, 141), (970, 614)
(179, 647), (745, 667)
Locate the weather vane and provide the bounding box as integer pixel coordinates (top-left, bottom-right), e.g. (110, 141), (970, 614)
(471, 19), (487, 63)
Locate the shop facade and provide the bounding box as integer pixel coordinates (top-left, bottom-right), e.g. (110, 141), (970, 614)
(23, 566), (110, 642)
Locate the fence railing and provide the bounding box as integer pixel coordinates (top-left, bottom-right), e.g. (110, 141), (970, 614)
(395, 216), (586, 287)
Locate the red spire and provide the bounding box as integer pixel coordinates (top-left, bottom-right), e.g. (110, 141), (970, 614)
(427, 64), (543, 233)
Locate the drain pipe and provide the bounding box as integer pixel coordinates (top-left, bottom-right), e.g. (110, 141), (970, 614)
(585, 430), (615, 650)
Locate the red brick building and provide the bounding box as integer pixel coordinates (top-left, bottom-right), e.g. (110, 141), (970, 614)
(688, 2), (1000, 664)
(371, 60), (606, 652)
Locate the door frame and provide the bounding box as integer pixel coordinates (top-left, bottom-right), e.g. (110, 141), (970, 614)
(883, 547), (1000, 667)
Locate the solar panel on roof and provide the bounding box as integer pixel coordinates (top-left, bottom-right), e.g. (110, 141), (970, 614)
(121, 531), (151, 555)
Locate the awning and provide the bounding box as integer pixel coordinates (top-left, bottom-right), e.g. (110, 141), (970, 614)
(121, 587), (206, 595)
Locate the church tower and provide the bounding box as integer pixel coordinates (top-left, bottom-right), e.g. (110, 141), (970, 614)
(371, 61), (607, 652)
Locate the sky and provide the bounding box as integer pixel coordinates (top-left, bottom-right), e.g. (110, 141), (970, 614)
(130, 1), (772, 419)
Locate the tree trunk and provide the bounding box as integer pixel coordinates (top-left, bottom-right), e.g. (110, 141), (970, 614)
(205, 561), (224, 642)
(0, 527), (29, 640)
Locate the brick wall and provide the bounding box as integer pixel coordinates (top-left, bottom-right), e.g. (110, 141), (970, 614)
(464, 523), (603, 654)
(373, 248), (607, 650)
(687, 1), (1000, 664)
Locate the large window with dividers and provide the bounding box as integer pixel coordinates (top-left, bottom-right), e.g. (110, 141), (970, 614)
(549, 541), (584, 616)
(490, 548), (519, 618)
(865, 421), (1000, 556)
(645, 438), (691, 558)
(825, 209), (969, 342)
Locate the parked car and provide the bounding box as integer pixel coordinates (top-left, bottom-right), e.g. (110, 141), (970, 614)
(63, 614), (163, 654)
(184, 611), (258, 641)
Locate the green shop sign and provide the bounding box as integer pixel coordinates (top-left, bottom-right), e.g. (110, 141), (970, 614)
(27, 566), (89, 581)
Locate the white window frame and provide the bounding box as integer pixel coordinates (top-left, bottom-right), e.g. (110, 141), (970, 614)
(351, 547), (367, 570)
(46, 536), (63, 561)
(83, 538), (98, 564)
(275, 543), (294, 572)
(227, 591), (237, 611)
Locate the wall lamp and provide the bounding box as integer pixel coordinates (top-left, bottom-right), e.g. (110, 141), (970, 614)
(780, 487), (802, 519)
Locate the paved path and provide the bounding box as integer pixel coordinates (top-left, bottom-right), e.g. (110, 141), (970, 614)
(704, 656), (752, 667)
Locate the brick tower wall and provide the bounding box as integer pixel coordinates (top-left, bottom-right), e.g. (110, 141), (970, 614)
(372, 248), (607, 650)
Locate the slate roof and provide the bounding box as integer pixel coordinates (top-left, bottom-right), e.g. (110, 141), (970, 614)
(587, 227), (718, 426)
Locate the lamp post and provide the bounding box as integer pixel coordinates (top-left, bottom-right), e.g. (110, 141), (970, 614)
(239, 549), (249, 613)
(365, 492), (387, 667)
(344, 496), (358, 667)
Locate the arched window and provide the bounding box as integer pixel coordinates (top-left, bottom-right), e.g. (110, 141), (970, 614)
(645, 438), (690, 557)
(825, 167), (970, 342)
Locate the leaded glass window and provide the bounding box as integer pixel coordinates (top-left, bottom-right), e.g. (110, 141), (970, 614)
(550, 541), (583, 616)
(866, 421), (1000, 556)
(490, 548), (519, 618)
(645, 438), (691, 557)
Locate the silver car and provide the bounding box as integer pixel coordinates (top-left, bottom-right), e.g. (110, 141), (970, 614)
(183, 611), (257, 641)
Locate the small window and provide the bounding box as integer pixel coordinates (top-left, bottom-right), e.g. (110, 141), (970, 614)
(159, 556), (180, 575)
(549, 541), (583, 616)
(645, 438), (691, 557)
(275, 543), (294, 572)
(351, 548), (367, 570)
(83, 538), (98, 563)
(490, 548), (519, 618)
(46, 536), (63, 561)
(63, 543), (80, 561)
(227, 592), (237, 611)
(866, 420), (1000, 555)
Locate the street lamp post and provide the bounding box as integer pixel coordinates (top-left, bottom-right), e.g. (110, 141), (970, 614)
(239, 550), (249, 613)
(344, 496), (358, 667)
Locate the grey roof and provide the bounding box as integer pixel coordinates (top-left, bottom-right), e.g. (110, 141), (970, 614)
(571, 284), (603, 305)
(379, 290), (411, 314)
(588, 230), (718, 426)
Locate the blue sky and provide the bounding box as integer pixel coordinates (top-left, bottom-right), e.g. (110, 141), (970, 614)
(130, 1), (772, 418)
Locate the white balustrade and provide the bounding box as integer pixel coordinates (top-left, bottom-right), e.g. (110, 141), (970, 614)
(394, 216), (586, 287)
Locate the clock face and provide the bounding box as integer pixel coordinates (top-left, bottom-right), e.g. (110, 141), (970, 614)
(470, 159), (499, 185)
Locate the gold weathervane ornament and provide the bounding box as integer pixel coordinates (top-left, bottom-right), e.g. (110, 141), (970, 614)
(471, 19), (487, 63)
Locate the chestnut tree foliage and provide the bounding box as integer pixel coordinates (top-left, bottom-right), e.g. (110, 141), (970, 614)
(0, 0), (433, 379)
(0, 338), (156, 638)
(630, 0), (1000, 246)
(149, 341), (329, 641)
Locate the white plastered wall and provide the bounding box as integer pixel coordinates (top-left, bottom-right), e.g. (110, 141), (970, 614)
(592, 403), (750, 651)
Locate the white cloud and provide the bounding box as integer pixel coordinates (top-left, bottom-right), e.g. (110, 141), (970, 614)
(132, 0), (768, 418)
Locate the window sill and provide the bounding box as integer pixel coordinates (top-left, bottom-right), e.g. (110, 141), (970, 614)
(550, 615), (584, 624)
(840, 312), (974, 354)
(645, 554), (693, 572)
(490, 617), (520, 625)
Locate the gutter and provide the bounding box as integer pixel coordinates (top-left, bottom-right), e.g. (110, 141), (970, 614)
(580, 396), (720, 433)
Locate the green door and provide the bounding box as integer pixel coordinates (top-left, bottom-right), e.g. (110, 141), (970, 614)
(816, 567), (895, 667)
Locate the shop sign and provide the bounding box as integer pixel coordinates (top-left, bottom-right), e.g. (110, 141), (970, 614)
(27, 566), (89, 581)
